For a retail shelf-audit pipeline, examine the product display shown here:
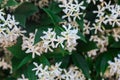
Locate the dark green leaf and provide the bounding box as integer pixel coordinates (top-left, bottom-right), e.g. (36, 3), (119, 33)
(14, 2), (38, 27)
(78, 31), (87, 43)
(12, 57), (22, 71)
(110, 41), (120, 48)
(34, 26), (50, 44)
(48, 2), (62, 14)
(5, 0), (18, 6)
(42, 8), (62, 26)
(25, 63), (37, 80)
(72, 53), (91, 79)
(38, 55), (50, 66)
(108, 35), (115, 45)
(7, 38), (27, 59)
(0, 0), (2, 3)
(17, 55), (32, 69)
(25, 22), (40, 33)
(60, 55), (70, 68)
(95, 49), (120, 76)
(76, 18), (84, 30)
(40, 13), (53, 25)
(77, 40), (97, 52)
(118, 0), (120, 5)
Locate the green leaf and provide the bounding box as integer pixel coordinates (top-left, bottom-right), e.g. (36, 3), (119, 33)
(25, 63), (37, 80)
(25, 22), (40, 33)
(95, 49), (120, 76)
(77, 40), (97, 52)
(0, 0), (2, 5)
(60, 55), (70, 68)
(48, 2), (62, 14)
(36, 55), (50, 66)
(11, 57), (22, 71)
(7, 38), (27, 59)
(17, 55), (32, 69)
(40, 13), (53, 25)
(5, 0), (18, 6)
(34, 26), (50, 44)
(78, 31), (87, 43)
(76, 18), (84, 30)
(108, 35), (115, 45)
(6, 77), (16, 80)
(42, 8), (62, 26)
(14, 2), (38, 27)
(72, 53), (91, 79)
(118, 0), (120, 5)
(110, 41), (120, 48)
(0, 0), (18, 7)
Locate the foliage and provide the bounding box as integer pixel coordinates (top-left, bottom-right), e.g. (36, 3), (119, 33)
(0, 0), (120, 80)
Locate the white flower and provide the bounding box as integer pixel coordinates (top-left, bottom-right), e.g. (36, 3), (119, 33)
(90, 35), (108, 53)
(107, 54), (120, 79)
(87, 0), (103, 4)
(17, 74), (28, 80)
(93, 5), (105, 17)
(61, 66), (86, 80)
(83, 21), (91, 34)
(104, 1), (111, 10)
(32, 62), (49, 76)
(61, 24), (80, 52)
(56, 36), (65, 48)
(49, 62), (62, 77)
(112, 29), (120, 42)
(91, 23), (104, 34)
(59, 0), (85, 22)
(41, 28), (57, 49)
(0, 9), (5, 20)
(32, 62), (85, 80)
(0, 10), (25, 47)
(87, 49), (99, 57)
(22, 32), (42, 58)
(86, 0), (96, 4)
(0, 58), (12, 70)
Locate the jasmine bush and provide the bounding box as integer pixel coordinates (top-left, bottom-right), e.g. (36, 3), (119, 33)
(0, 0), (120, 80)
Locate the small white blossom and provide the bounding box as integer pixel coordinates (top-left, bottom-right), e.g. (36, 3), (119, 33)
(91, 23), (104, 34)
(0, 10), (26, 47)
(87, 49), (99, 57)
(32, 62), (49, 76)
(41, 28), (57, 51)
(107, 54), (120, 79)
(90, 35), (108, 53)
(22, 32), (43, 58)
(0, 58), (12, 71)
(59, 0), (85, 22)
(83, 21), (91, 34)
(61, 24), (80, 52)
(112, 29), (120, 42)
(32, 62), (85, 80)
(17, 74), (28, 80)
(87, 0), (103, 5)
(93, 5), (105, 17)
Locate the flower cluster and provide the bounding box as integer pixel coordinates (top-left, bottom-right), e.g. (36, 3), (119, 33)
(92, 1), (120, 34)
(90, 35), (108, 53)
(32, 62), (86, 80)
(22, 24), (80, 58)
(59, 0), (85, 22)
(84, 1), (120, 58)
(0, 9), (26, 47)
(17, 74), (28, 80)
(0, 58), (12, 73)
(105, 54), (120, 80)
(0, 9), (26, 74)
(86, 0), (103, 4)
